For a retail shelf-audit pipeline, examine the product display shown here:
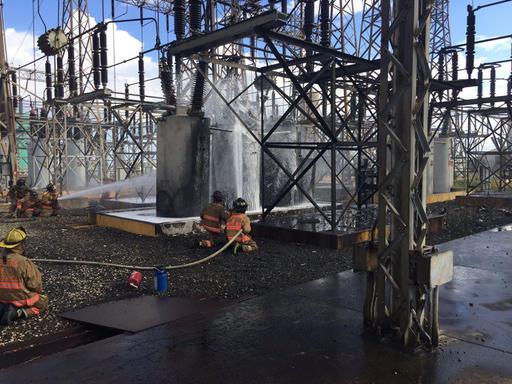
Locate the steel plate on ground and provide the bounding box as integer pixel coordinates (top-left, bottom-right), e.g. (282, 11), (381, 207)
(59, 296), (225, 333)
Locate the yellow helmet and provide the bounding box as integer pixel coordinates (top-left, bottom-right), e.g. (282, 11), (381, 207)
(0, 227), (27, 249)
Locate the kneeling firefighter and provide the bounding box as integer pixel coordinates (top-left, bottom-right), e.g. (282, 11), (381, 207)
(226, 198), (258, 254)
(199, 191), (229, 248)
(41, 183), (59, 217)
(0, 227), (48, 326)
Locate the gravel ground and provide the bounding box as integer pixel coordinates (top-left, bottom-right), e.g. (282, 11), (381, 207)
(0, 211), (351, 347)
(0, 200), (511, 347)
(427, 201), (512, 244)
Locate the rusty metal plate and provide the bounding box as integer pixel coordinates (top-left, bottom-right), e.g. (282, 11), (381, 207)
(59, 296), (225, 333)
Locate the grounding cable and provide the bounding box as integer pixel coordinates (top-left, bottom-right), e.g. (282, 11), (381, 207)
(31, 230), (243, 271)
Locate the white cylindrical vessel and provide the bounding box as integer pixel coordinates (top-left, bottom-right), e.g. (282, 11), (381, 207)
(433, 137), (454, 193)
(64, 139), (87, 189)
(28, 139), (51, 189)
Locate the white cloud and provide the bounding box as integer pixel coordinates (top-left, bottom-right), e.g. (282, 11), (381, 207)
(475, 34), (512, 53)
(5, 16), (162, 101)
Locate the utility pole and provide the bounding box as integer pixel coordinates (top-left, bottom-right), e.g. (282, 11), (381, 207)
(0, 1), (18, 185)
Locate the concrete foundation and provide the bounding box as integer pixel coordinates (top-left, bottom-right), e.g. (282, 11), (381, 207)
(156, 115), (210, 217)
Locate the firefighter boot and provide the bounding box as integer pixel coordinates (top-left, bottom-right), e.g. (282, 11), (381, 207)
(199, 239), (213, 248)
(0, 304), (23, 326)
(0, 303), (6, 327)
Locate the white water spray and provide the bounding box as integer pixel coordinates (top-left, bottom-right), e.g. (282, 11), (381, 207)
(59, 172), (156, 202)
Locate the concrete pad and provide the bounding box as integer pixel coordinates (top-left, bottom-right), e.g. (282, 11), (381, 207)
(59, 296), (227, 333)
(437, 227), (512, 272)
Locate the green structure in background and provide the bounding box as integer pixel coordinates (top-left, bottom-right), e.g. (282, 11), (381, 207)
(15, 112), (29, 177)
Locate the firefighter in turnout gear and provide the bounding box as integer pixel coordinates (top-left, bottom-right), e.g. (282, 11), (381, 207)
(0, 227), (48, 326)
(18, 190), (40, 218)
(40, 183), (59, 217)
(199, 191), (228, 248)
(8, 179), (28, 214)
(226, 198), (258, 254)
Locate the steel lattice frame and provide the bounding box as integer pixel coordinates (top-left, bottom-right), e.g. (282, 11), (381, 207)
(371, 0), (437, 348)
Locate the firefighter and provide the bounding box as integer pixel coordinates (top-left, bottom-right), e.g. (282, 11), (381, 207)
(18, 190), (40, 218)
(8, 179), (28, 214)
(226, 197), (258, 254)
(40, 183), (59, 217)
(199, 190), (228, 248)
(0, 227), (48, 326)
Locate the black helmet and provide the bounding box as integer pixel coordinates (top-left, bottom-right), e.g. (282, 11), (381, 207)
(16, 179), (26, 187)
(232, 197), (248, 213)
(30, 190), (38, 199)
(212, 190), (224, 203)
(46, 183), (55, 192)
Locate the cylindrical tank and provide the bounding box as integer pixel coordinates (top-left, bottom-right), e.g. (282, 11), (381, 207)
(433, 137), (454, 193)
(28, 140), (51, 189)
(64, 139), (87, 189)
(425, 153), (434, 196)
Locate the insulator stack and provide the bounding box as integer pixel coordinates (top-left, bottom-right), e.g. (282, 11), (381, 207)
(268, 0), (277, 10)
(160, 57), (176, 105)
(190, 60), (207, 114)
(466, 5), (475, 78)
(477, 67), (483, 100)
(125, 84), (129, 119)
(452, 51), (458, 80)
(508, 75), (512, 96)
(271, 90), (276, 116)
(174, 0), (185, 82)
(11, 72), (17, 109)
(68, 43), (77, 93)
(281, 0), (287, 13)
(138, 54), (145, 101)
(165, 13), (170, 33)
(40, 106), (47, 119)
(111, 0), (115, 18)
(303, 0), (315, 72)
(250, 35), (256, 60)
(92, 33), (100, 90)
(451, 51), (458, 99)
(189, 0), (201, 35)
(438, 53), (444, 81)
(30, 104), (37, 119)
(56, 56), (65, 98)
(490, 67), (496, 107)
(303, 0), (315, 43)
(100, 28), (108, 87)
(320, 0), (330, 47)
(45, 60), (53, 102)
(174, 0), (185, 41)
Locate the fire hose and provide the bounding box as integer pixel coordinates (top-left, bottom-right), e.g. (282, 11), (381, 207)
(31, 229), (243, 271)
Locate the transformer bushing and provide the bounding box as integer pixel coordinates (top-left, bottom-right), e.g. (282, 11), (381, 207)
(92, 33), (100, 90)
(466, 5), (475, 78)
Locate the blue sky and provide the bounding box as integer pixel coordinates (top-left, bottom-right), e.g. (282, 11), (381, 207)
(3, 0), (511, 96)
(4, 1), (511, 45)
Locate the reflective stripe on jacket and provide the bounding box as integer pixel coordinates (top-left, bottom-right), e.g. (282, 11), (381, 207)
(200, 203), (228, 233)
(0, 252), (43, 308)
(226, 213), (252, 243)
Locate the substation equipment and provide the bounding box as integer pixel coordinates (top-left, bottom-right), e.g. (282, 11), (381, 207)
(0, 0), (511, 350)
